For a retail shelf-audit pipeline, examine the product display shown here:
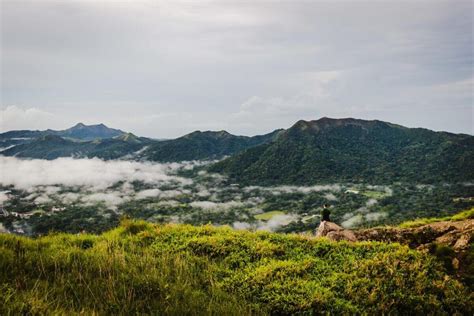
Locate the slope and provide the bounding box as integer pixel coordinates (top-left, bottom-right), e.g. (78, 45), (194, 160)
(0, 220), (472, 315)
(1, 134), (150, 160)
(139, 129), (282, 162)
(210, 117), (474, 184)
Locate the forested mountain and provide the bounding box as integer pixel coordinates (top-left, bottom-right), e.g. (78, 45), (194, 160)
(139, 129), (283, 162)
(1, 133), (151, 160)
(210, 117), (474, 184)
(0, 124), (282, 161)
(0, 123), (125, 142)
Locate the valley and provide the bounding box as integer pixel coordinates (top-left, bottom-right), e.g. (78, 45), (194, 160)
(0, 154), (472, 236)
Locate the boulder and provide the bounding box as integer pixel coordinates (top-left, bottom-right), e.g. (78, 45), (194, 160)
(316, 221), (357, 242)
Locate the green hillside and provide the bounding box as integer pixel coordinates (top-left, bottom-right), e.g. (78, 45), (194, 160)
(1, 220), (472, 315)
(0, 123), (125, 142)
(140, 129), (282, 162)
(210, 117), (474, 185)
(2, 134), (150, 160)
(1, 125), (282, 162)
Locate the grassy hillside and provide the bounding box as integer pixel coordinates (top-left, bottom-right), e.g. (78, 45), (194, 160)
(210, 117), (474, 185)
(1, 220), (472, 315)
(398, 207), (474, 228)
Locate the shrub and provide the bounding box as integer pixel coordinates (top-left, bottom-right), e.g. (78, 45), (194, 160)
(0, 221), (472, 315)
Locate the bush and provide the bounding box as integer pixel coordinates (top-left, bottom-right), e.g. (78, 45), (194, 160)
(0, 221), (472, 315)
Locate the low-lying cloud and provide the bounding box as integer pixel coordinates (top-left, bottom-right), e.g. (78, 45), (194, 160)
(0, 157), (192, 190)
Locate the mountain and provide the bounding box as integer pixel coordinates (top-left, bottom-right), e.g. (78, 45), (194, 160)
(210, 117), (474, 184)
(56, 123), (125, 140)
(0, 124), (282, 161)
(0, 123), (125, 142)
(1, 134), (151, 160)
(138, 129), (283, 162)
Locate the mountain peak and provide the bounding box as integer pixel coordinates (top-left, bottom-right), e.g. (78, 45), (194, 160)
(291, 117), (388, 133)
(60, 123), (124, 140)
(73, 123), (86, 129)
(116, 132), (140, 143)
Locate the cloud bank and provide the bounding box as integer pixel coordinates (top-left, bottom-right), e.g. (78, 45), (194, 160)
(0, 157), (192, 190)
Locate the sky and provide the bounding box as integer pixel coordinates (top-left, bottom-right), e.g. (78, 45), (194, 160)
(1, 0), (473, 138)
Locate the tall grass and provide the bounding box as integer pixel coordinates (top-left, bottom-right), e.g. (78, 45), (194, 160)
(1, 219), (472, 315)
(399, 207), (474, 228)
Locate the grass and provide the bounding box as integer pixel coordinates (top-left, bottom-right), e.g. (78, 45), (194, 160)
(399, 207), (474, 228)
(361, 190), (388, 199)
(254, 210), (285, 220)
(1, 219), (473, 315)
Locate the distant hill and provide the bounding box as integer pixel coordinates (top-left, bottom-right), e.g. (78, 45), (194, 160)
(210, 117), (474, 184)
(0, 123), (125, 141)
(1, 133), (151, 160)
(55, 123), (125, 140)
(0, 124), (282, 161)
(138, 129), (283, 162)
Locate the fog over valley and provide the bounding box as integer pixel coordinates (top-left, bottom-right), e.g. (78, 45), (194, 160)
(1, 156), (471, 235)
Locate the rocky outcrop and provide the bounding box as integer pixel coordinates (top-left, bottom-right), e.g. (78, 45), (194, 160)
(354, 219), (474, 252)
(315, 221), (357, 242)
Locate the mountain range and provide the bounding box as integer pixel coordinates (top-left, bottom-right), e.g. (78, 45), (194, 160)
(1, 118), (473, 184)
(210, 118), (474, 184)
(0, 123), (282, 161)
(0, 123), (125, 142)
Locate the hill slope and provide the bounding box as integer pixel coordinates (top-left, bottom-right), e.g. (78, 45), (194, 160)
(0, 123), (125, 142)
(139, 129), (282, 162)
(210, 117), (474, 184)
(1, 124), (282, 161)
(0, 220), (472, 315)
(1, 134), (150, 160)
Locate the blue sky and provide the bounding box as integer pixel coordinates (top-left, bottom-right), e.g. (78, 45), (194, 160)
(1, 0), (472, 137)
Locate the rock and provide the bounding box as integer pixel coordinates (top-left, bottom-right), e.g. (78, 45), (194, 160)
(326, 230), (357, 242)
(316, 221), (357, 242)
(355, 219), (474, 251)
(452, 257), (460, 270)
(453, 233), (472, 251)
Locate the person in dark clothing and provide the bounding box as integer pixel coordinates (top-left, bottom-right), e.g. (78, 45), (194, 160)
(321, 204), (331, 222)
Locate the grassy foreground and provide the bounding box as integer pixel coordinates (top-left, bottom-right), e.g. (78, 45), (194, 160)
(1, 220), (473, 315)
(399, 207), (474, 228)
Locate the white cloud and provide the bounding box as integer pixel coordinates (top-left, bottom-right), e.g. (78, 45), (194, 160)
(82, 192), (128, 210)
(245, 184), (341, 195)
(257, 214), (297, 231)
(34, 195), (52, 204)
(0, 157), (192, 190)
(341, 214), (363, 228)
(324, 193), (337, 201)
(190, 200), (244, 210)
(232, 221), (252, 230)
(366, 199), (378, 207)
(0, 105), (65, 131)
(365, 212), (387, 222)
(135, 189), (161, 199)
(60, 192), (81, 204)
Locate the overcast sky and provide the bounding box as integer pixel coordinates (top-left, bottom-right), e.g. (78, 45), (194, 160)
(1, 0), (472, 138)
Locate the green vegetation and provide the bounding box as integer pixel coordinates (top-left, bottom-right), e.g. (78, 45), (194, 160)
(0, 122), (125, 142)
(210, 118), (474, 185)
(1, 125), (281, 161)
(254, 210), (285, 220)
(2, 134), (151, 160)
(1, 220), (472, 315)
(399, 207), (474, 228)
(140, 129), (281, 162)
(2, 181), (473, 236)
